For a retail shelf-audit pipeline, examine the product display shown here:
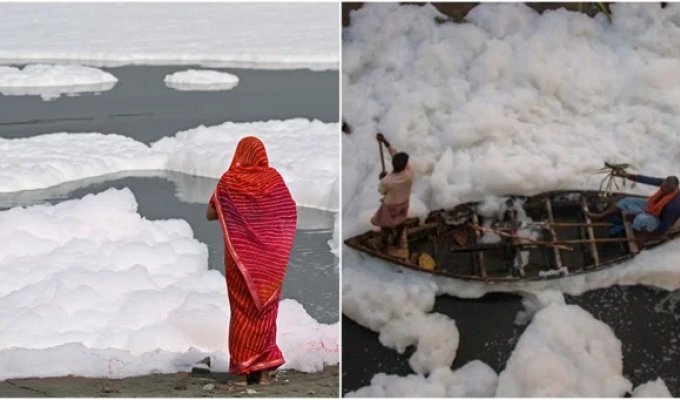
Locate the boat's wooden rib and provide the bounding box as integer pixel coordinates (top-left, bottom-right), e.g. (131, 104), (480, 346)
(544, 198), (563, 271)
(581, 197), (600, 268)
(471, 212), (487, 279)
(623, 217), (639, 254)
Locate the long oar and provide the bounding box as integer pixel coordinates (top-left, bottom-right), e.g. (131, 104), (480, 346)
(378, 139), (386, 174)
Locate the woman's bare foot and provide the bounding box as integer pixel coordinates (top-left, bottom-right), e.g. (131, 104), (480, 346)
(231, 371), (263, 386)
(231, 371), (277, 386)
(259, 371), (278, 385)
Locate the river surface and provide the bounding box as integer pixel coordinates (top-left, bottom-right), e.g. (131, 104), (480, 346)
(0, 65), (339, 323)
(342, 284), (679, 395)
(0, 65), (338, 143)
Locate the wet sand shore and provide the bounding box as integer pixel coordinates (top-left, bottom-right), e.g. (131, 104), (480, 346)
(0, 366), (338, 398)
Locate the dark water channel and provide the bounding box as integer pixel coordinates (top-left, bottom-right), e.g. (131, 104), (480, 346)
(342, 286), (679, 395)
(0, 65), (338, 143)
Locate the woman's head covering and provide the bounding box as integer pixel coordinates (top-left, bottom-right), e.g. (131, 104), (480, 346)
(212, 136), (297, 310)
(229, 136), (269, 170)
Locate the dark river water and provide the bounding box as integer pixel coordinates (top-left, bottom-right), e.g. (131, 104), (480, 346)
(0, 66), (339, 324)
(342, 285), (679, 395)
(0, 65), (338, 143)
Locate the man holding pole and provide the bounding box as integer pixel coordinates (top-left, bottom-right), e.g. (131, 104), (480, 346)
(371, 133), (413, 252)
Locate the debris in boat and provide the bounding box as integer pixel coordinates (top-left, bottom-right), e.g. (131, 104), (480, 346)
(538, 267), (568, 278)
(418, 252), (436, 271)
(442, 208), (472, 225)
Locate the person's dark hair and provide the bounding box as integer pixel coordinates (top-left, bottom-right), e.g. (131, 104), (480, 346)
(668, 176), (679, 186)
(392, 152), (409, 173)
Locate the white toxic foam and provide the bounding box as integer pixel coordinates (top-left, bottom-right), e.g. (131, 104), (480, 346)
(0, 188), (338, 379)
(0, 133), (167, 193)
(0, 3), (338, 70)
(0, 64), (117, 100)
(342, 3), (680, 395)
(346, 360), (498, 397)
(495, 303), (632, 397)
(632, 378), (673, 397)
(153, 119), (339, 211)
(164, 69), (239, 91)
(0, 118), (338, 212)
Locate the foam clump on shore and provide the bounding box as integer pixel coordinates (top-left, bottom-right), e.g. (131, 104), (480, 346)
(0, 188), (338, 379)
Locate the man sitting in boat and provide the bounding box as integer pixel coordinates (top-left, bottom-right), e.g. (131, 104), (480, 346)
(588, 171), (680, 246)
(371, 133), (413, 251)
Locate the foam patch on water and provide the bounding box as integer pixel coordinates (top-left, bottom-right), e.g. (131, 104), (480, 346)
(0, 188), (338, 379)
(0, 64), (117, 100)
(379, 312), (458, 375)
(164, 69), (239, 91)
(632, 378), (673, 397)
(0, 3), (338, 70)
(0, 119), (338, 211)
(496, 303), (632, 396)
(0, 133), (167, 193)
(346, 360), (498, 397)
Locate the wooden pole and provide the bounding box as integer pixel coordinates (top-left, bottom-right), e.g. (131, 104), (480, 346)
(544, 198), (564, 270)
(581, 197), (601, 267)
(447, 237), (632, 253)
(378, 140), (386, 174)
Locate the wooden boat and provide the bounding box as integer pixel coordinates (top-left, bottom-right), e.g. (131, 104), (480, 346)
(344, 190), (680, 282)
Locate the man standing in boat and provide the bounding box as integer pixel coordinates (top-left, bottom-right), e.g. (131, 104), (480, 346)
(588, 171), (680, 246)
(371, 133), (413, 251)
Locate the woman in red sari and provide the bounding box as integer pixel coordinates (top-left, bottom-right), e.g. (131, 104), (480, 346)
(206, 136), (297, 385)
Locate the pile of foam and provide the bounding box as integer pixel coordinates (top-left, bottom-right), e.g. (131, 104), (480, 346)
(153, 119), (339, 210)
(342, 4), (680, 396)
(496, 301), (632, 396)
(0, 119), (339, 211)
(343, 3), (680, 230)
(0, 64), (116, 100)
(164, 69), (239, 91)
(632, 378), (673, 397)
(0, 188), (338, 379)
(0, 133), (167, 193)
(0, 3), (338, 70)
(346, 361), (498, 397)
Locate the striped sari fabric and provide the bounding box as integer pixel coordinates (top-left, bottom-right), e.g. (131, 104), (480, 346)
(211, 136), (297, 375)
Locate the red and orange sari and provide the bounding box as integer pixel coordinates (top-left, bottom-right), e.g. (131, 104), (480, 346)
(210, 137), (297, 375)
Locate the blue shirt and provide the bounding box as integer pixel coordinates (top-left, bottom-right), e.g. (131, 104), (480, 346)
(630, 174), (680, 234)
